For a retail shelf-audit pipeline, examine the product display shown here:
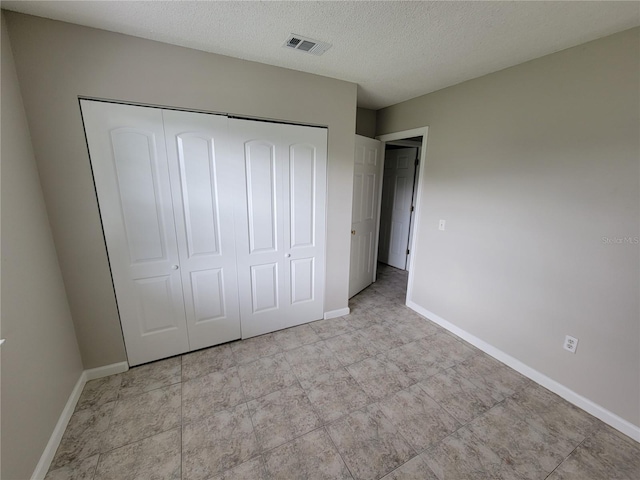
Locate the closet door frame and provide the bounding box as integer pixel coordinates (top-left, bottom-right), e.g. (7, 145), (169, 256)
(81, 98), (329, 364)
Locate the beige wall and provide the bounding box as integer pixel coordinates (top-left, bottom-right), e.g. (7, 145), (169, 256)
(1, 14), (84, 479)
(356, 107), (377, 138)
(4, 12), (357, 368)
(377, 28), (640, 426)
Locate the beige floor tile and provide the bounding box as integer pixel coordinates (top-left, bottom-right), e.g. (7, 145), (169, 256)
(230, 333), (282, 365)
(300, 367), (371, 424)
(237, 352), (297, 399)
(94, 429), (180, 480)
(118, 356), (181, 399)
(247, 384), (321, 451)
(385, 340), (445, 381)
(342, 308), (385, 330)
(422, 427), (506, 480)
(547, 426), (640, 480)
(284, 341), (342, 382)
(358, 323), (408, 351)
(327, 404), (415, 480)
(75, 375), (122, 412)
(378, 384), (460, 451)
(264, 428), (352, 480)
(467, 403), (570, 478)
(309, 317), (355, 339)
(105, 384), (181, 451)
(379, 454), (438, 480)
(507, 383), (599, 445)
(182, 344), (236, 382)
(324, 330), (379, 366)
(272, 324), (321, 351)
(419, 367), (498, 423)
(391, 314), (441, 341)
(209, 457), (268, 480)
(51, 402), (115, 470)
(182, 403), (259, 480)
(182, 367), (245, 422)
(346, 354), (413, 401)
(453, 353), (529, 402)
(45, 454), (99, 480)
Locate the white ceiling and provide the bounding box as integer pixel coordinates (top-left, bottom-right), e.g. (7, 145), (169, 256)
(3, 1), (639, 109)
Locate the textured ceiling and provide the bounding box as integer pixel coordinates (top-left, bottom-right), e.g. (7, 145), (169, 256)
(3, 1), (639, 109)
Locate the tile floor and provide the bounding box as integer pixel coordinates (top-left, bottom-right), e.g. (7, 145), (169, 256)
(46, 264), (640, 480)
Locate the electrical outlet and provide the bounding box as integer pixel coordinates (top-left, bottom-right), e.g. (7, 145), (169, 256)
(563, 335), (578, 353)
(439, 219), (446, 231)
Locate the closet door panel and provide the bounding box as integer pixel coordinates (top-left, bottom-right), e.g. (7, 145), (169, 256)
(282, 125), (327, 323)
(190, 269), (225, 320)
(290, 144), (315, 248)
(291, 257), (314, 304)
(231, 119), (286, 336)
(177, 134), (221, 257)
(134, 275), (184, 334)
(111, 129), (167, 263)
(245, 141), (278, 253)
(163, 110), (241, 350)
(250, 263), (280, 312)
(81, 100), (189, 366)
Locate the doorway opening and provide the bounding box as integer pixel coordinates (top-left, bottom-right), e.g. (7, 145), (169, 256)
(348, 127), (428, 303)
(378, 136), (422, 272)
(375, 127), (429, 305)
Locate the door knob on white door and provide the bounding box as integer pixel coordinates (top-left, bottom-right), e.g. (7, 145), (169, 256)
(172, 265), (179, 270)
(284, 253), (291, 258)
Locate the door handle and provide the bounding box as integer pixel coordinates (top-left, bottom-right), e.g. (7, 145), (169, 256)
(285, 253), (291, 258)
(171, 265), (179, 270)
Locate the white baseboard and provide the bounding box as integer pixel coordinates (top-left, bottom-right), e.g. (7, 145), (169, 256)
(324, 307), (350, 320)
(84, 361), (129, 381)
(407, 301), (640, 443)
(31, 361), (130, 480)
(31, 374), (85, 480)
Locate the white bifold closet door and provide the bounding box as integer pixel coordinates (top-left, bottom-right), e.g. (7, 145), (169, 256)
(230, 119), (327, 337)
(81, 100), (326, 366)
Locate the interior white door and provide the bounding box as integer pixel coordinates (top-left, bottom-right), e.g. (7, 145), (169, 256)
(81, 100), (190, 365)
(349, 135), (384, 298)
(230, 118), (327, 338)
(162, 110), (241, 351)
(379, 147), (417, 270)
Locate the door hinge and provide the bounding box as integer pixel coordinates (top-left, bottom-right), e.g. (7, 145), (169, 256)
(406, 249), (410, 255)
(415, 157), (419, 166)
(410, 205), (414, 212)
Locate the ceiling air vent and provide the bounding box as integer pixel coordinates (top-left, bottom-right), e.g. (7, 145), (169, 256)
(283, 34), (332, 56)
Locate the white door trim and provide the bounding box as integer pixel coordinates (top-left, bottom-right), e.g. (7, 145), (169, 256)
(376, 127), (429, 305)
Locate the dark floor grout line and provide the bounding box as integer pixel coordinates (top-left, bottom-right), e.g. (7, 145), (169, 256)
(178, 426), (184, 480)
(179, 366), (184, 480)
(323, 424), (356, 480)
(543, 434), (589, 480)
